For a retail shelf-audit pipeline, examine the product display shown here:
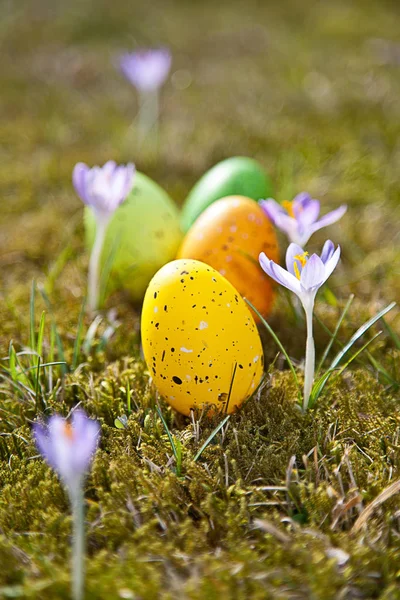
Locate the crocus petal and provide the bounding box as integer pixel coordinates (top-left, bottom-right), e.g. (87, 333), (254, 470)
(111, 164), (135, 207)
(73, 163), (91, 205)
(270, 261), (302, 295)
(285, 243), (305, 275)
(260, 253), (302, 295)
(258, 253), (275, 279)
(122, 163), (135, 198)
(33, 424), (57, 470)
(321, 245), (341, 284)
(259, 199), (287, 223)
(260, 240), (341, 310)
(300, 254), (325, 291)
(73, 161), (135, 217)
(71, 410), (100, 473)
(296, 198), (320, 227)
(119, 49), (171, 92)
(320, 239), (335, 264)
(47, 416), (77, 485)
(33, 410), (101, 493)
(292, 192), (312, 211)
(111, 166), (130, 205)
(274, 213), (300, 240)
(102, 160), (117, 177)
(259, 199), (309, 244)
(308, 205), (347, 235)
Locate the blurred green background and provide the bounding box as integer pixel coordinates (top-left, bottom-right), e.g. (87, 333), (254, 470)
(1, 0), (399, 323)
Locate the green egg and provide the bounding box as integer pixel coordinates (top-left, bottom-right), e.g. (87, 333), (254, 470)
(180, 156), (272, 232)
(85, 172), (182, 303)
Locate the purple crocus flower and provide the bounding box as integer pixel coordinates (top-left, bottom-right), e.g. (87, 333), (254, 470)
(73, 161), (135, 313)
(33, 409), (100, 492)
(73, 160), (135, 220)
(260, 193), (347, 247)
(260, 240), (341, 310)
(260, 240), (341, 410)
(34, 410), (100, 600)
(119, 48), (172, 92)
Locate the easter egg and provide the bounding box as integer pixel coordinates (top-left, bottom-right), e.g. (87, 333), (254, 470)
(180, 157), (272, 232)
(177, 196), (279, 319)
(85, 172), (182, 302)
(141, 259), (264, 416)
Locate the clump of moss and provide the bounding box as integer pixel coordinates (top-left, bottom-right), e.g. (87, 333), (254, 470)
(1, 357), (399, 598)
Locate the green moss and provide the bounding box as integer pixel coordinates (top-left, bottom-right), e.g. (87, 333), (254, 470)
(1, 363), (400, 598)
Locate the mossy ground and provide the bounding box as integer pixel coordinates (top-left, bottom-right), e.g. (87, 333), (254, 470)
(1, 0), (400, 598)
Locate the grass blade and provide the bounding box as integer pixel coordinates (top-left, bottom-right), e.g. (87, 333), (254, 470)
(316, 294), (354, 375)
(83, 315), (102, 355)
(36, 311), (46, 365)
(3, 344), (33, 389)
(281, 288), (302, 326)
(175, 437), (182, 477)
(48, 318), (55, 391)
(365, 349), (399, 389)
(126, 379), (131, 414)
(8, 342), (18, 382)
(72, 297), (86, 370)
(328, 302), (396, 372)
(381, 317), (400, 350)
(155, 406), (178, 461)
(39, 287), (68, 375)
(224, 362), (237, 414)
(328, 331), (383, 386)
(25, 361), (67, 371)
(34, 356), (45, 413)
(29, 280), (36, 352)
(194, 415), (230, 462)
(309, 302), (396, 406)
(244, 298), (302, 403)
(322, 285), (338, 307)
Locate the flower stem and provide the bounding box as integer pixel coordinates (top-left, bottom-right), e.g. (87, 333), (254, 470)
(88, 215), (109, 314)
(70, 483), (85, 600)
(303, 306), (315, 411)
(138, 89), (159, 145)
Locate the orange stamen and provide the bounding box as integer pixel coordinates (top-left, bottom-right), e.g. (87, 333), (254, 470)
(63, 422), (74, 440)
(293, 252), (309, 280)
(282, 200), (295, 217)
(294, 262), (301, 280)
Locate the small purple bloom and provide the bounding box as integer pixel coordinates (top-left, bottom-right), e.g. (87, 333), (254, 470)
(260, 240), (340, 308)
(73, 160), (135, 312)
(119, 48), (172, 92)
(73, 160), (135, 219)
(33, 410), (100, 492)
(260, 193), (347, 246)
(260, 240), (341, 410)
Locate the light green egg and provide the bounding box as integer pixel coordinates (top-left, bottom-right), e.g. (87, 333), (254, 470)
(180, 156), (272, 232)
(85, 172), (182, 303)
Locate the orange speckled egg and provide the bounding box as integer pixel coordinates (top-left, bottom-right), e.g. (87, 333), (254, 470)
(177, 196), (279, 319)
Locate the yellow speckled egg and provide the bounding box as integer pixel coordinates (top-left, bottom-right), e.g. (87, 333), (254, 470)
(177, 196), (279, 320)
(141, 259), (264, 416)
